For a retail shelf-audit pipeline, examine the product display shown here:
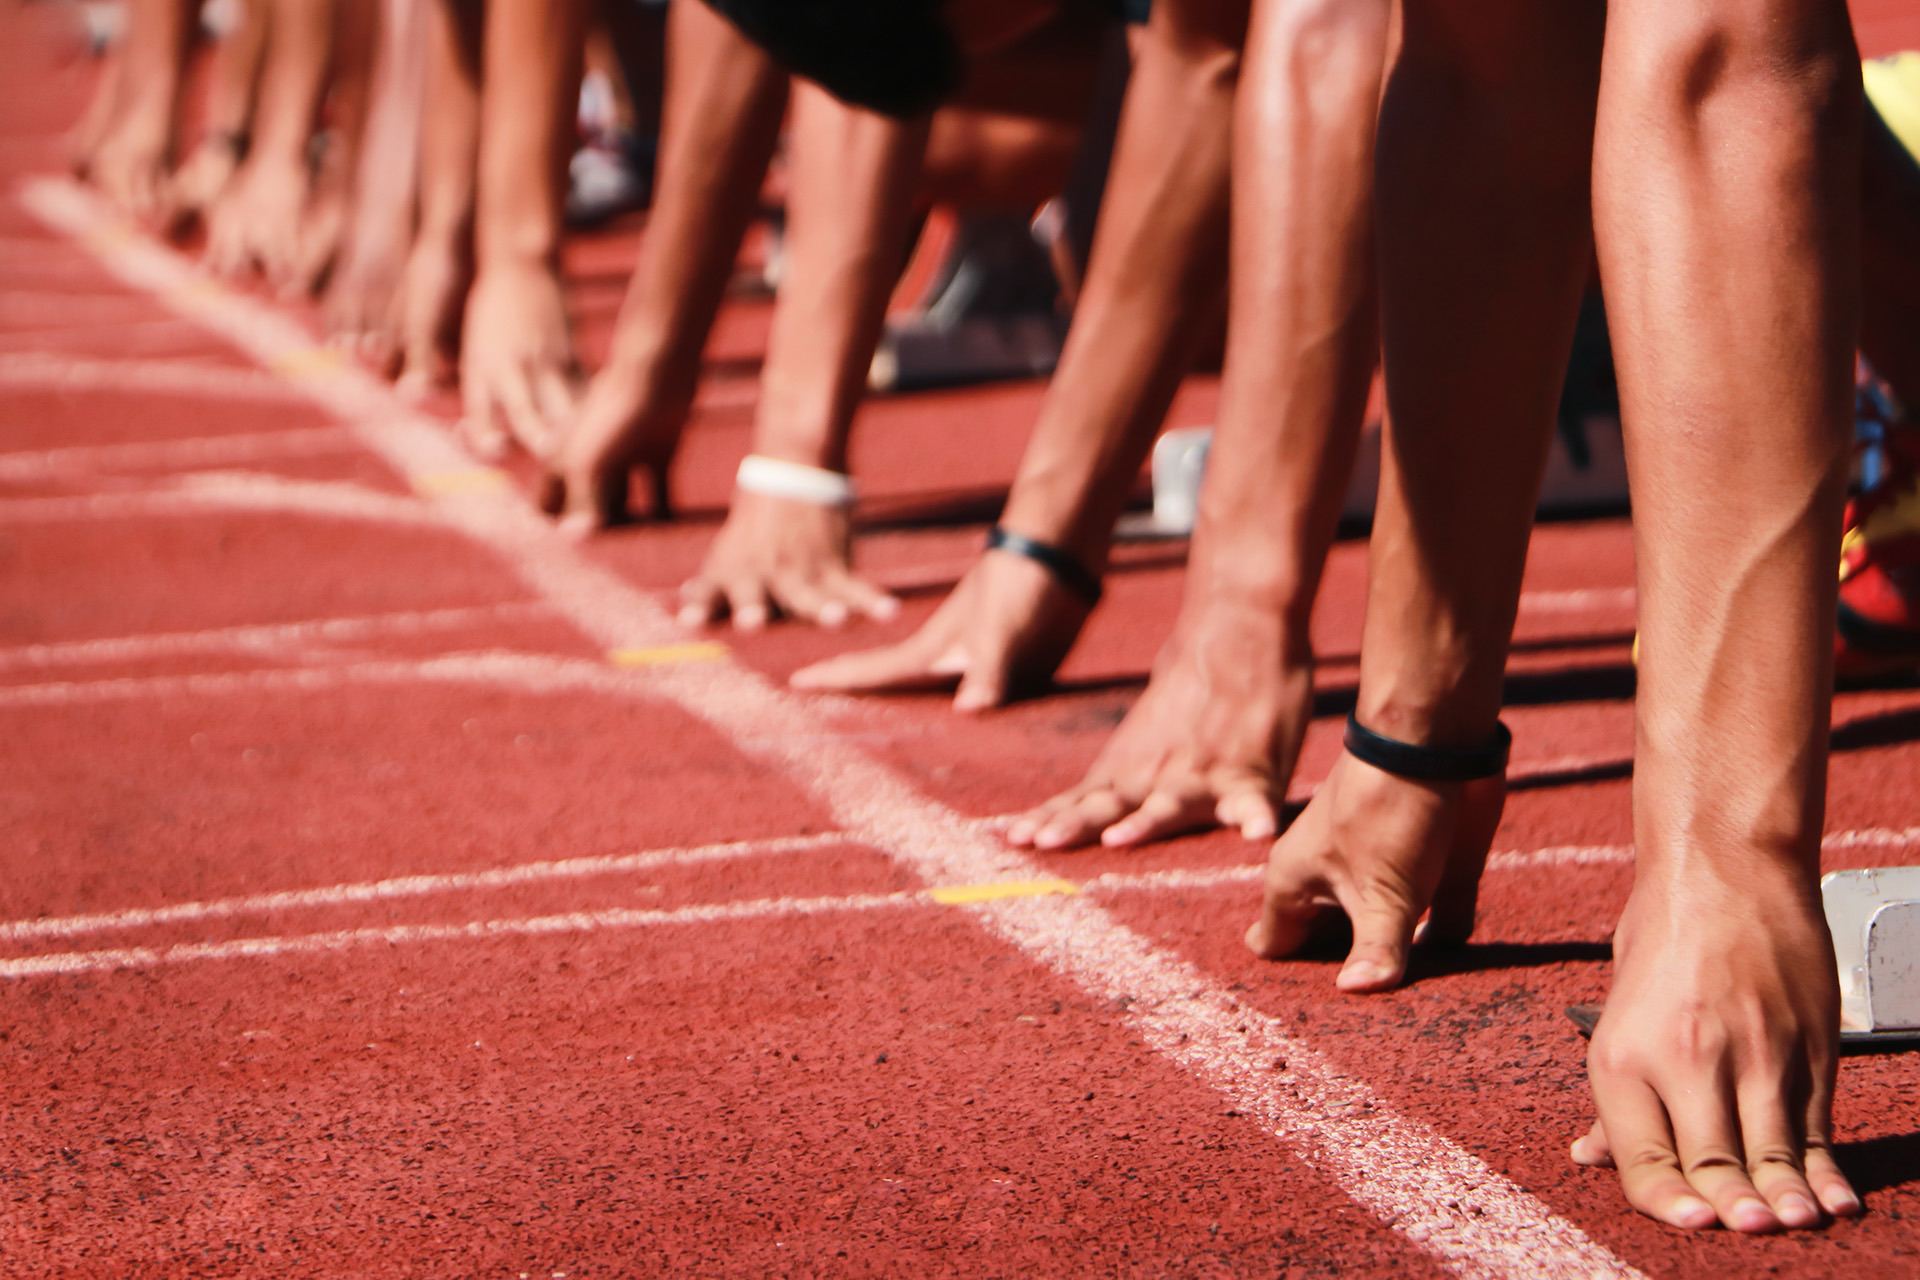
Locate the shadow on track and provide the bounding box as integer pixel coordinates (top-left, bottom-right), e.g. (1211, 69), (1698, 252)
(1837, 1130), (1920, 1195)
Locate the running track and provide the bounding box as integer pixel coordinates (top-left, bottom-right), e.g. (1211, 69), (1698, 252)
(4, 6), (1920, 1277)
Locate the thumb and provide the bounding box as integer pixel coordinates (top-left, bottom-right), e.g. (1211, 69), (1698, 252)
(952, 642), (1013, 713)
(1335, 888), (1422, 993)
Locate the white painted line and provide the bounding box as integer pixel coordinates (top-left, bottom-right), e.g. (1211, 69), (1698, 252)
(0, 352), (309, 403)
(0, 891), (920, 979)
(0, 649), (676, 707)
(22, 176), (1640, 1280)
(0, 426), (356, 479)
(0, 832), (851, 942)
(0, 603), (548, 672)
(0, 316), (210, 351)
(0, 470), (434, 526)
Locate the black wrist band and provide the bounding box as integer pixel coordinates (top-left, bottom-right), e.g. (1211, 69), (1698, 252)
(1342, 713), (1511, 782)
(985, 525), (1103, 606)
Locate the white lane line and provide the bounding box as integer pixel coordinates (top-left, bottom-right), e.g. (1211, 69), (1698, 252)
(0, 470), (434, 526)
(0, 832), (851, 943)
(0, 892), (920, 979)
(0, 352), (311, 402)
(0, 603), (548, 672)
(0, 426), (357, 479)
(0, 316), (211, 351)
(0, 649), (661, 707)
(23, 175), (1639, 1280)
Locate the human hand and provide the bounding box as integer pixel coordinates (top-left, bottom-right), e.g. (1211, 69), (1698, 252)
(678, 490), (897, 631)
(789, 547), (1089, 710)
(322, 197), (412, 376)
(458, 257), (581, 459)
(202, 155), (310, 284)
(85, 112), (173, 222)
(1006, 596), (1309, 848)
(535, 359), (690, 534)
(161, 135), (242, 238)
(1244, 751), (1505, 990)
(1571, 870), (1859, 1232)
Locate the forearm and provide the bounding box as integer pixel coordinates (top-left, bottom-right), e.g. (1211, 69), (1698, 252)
(601, 0), (789, 409)
(199, 0), (268, 141)
(749, 84), (930, 471)
(316, 0), (381, 187)
(1597, 8), (1859, 879)
(117, 0), (197, 129)
(249, 0), (336, 170)
(415, 0), (480, 245)
(1184, 0), (1390, 633)
(997, 0), (1246, 566)
(1358, 2), (1602, 747)
(474, 0), (590, 269)
(344, 0), (431, 248)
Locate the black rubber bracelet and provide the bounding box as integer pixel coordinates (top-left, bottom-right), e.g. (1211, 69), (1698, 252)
(985, 525), (1103, 606)
(1342, 713), (1511, 782)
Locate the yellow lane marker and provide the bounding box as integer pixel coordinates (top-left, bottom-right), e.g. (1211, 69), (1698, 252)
(412, 467), (512, 498)
(927, 878), (1080, 906)
(606, 641), (730, 668)
(269, 346), (349, 381)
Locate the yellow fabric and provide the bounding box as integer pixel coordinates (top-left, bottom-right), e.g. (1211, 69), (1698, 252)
(1865, 52), (1920, 163)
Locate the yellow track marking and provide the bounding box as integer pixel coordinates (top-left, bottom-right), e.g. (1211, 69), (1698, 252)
(927, 878), (1080, 905)
(606, 641), (730, 667)
(412, 467), (512, 498)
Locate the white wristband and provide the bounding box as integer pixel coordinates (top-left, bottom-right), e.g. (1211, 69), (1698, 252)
(735, 454), (858, 508)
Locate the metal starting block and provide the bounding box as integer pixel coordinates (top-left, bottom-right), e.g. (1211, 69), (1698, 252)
(1824, 867), (1920, 1041)
(1565, 866), (1920, 1052)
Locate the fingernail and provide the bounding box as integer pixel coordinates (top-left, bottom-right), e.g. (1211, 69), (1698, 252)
(1100, 823), (1139, 848)
(556, 511), (597, 541)
(734, 608), (767, 632)
(1004, 823), (1033, 846)
(1827, 1189), (1861, 1217)
(1242, 817), (1277, 841)
(1729, 1197), (1777, 1233)
(1336, 961), (1390, 991)
(1668, 1197), (1716, 1230)
(871, 596), (901, 621)
(1776, 1193), (1818, 1227)
(818, 602), (849, 628)
(676, 606), (705, 628)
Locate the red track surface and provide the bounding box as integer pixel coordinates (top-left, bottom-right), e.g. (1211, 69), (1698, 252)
(5, 6), (1920, 1277)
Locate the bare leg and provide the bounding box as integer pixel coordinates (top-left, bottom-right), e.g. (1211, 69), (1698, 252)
(1861, 102), (1920, 406)
(458, 0), (591, 458)
(1569, 0), (1861, 1234)
(541, 0), (789, 526)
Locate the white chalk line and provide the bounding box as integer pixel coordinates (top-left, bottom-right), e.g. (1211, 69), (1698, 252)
(22, 175), (1639, 1280)
(0, 469), (435, 526)
(0, 602), (549, 673)
(0, 832), (852, 944)
(0, 426), (358, 479)
(0, 352), (311, 403)
(0, 891), (920, 980)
